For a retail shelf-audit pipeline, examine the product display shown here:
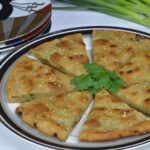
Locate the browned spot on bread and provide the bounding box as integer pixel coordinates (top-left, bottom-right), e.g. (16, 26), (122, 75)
(110, 97), (120, 103)
(22, 78), (35, 91)
(69, 56), (73, 60)
(145, 98), (150, 105)
(33, 122), (37, 128)
(16, 107), (22, 116)
(145, 54), (150, 59)
(109, 51), (118, 57)
(69, 55), (88, 64)
(126, 62), (133, 66)
(34, 103), (49, 112)
(45, 69), (56, 76)
(77, 41), (85, 46)
(119, 71), (123, 75)
(47, 82), (62, 89)
(79, 96), (89, 103)
(131, 91), (138, 96)
(119, 65), (140, 75)
(110, 44), (117, 47)
(57, 40), (70, 48)
(126, 47), (133, 53)
(35, 73), (42, 78)
(95, 39), (109, 45)
(50, 52), (62, 62)
(85, 119), (101, 128)
(91, 107), (106, 114)
(75, 107), (82, 116)
(24, 64), (33, 71)
(20, 75), (27, 80)
(122, 86), (128, 89)
(35, 66), (46, 74)
(112, 109), (134, 117)
(127, 70), (133, 74)
(55, 94), (65, 103)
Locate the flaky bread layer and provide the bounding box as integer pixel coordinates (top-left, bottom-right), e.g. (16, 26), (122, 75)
(80, 121), (150, 142)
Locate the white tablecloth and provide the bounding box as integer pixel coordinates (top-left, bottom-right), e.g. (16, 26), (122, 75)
(0, 1), (150, 150)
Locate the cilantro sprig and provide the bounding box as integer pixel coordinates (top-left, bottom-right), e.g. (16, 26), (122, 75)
(71, 64), (124, 94)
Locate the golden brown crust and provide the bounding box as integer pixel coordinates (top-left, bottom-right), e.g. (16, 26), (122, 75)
(116, 83), (150, 116)
(7, 56), (74, 102)
(93, 30), (150, 71)
(29, 33), (89, 76)
(80, 121), (150, 141)
(117, 51), (150, 84)
(80, 90), (150, 141)
(16, 91), (92, 141)
(93, 30), (135, 71)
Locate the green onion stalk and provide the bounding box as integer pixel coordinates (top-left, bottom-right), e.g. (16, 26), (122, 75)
(53, 0), (150, 28)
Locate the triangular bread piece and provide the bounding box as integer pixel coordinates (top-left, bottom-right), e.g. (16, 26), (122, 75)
(117, 50), (150, 84)
(80, 90), (150, 142)
(7, 56), (75, 102)
(93, 30), (150, 71)
(116, 83), (150, 116)
(29, 33), (89, 76)
(93, 30), (134, 71)
(16, 91), (92, 141)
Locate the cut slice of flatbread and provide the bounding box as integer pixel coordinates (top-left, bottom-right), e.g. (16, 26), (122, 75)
(80, 90), (150, 142)
(117, 50), (150, 84)
(116, 83), (150, 116)
(93, 30), (134, 71)
(16, 91), (92, 141)
(7, 56), (75, 103)
(29, 33), (89, 76)
(93, 30), (150, 71)
(128, 34), (150, 52)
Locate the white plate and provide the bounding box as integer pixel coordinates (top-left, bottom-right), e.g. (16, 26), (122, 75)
(0, 26), (150, 150)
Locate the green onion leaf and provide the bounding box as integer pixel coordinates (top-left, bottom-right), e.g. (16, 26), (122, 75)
(53, 0), (150, 28)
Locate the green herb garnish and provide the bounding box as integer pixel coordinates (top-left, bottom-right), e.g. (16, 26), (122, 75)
(71, 64), (124, 94)
(53, 0), (150, 28)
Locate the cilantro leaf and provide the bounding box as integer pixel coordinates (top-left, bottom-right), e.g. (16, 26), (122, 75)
(85, 63), (106, 75)
(71, 74), (94, 90)
(71, 64), (124, 94)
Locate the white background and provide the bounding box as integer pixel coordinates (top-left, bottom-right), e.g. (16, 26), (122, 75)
(0, 0), (150, 150)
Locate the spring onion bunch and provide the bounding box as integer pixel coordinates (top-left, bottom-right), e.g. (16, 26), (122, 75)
(53, 0), (150, 28)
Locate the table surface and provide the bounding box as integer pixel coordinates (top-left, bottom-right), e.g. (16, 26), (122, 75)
(0, 1), (150, 150)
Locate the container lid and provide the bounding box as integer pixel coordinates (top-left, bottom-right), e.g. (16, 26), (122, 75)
(0, 0), (51, 42)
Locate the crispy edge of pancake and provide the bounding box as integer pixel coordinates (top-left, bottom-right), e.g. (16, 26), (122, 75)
(80, 90), (150, 142)
(7, 56), (74, 103)
(80, 121), (150, 142)
(16, 98), (68, 140)
(16, 91), (92, 141)
(29, 33), (89, 76)
(92, 30), (137, 41)
(93, 30), (150, 52)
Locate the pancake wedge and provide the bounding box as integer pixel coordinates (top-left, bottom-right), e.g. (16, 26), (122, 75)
(116, 83), (150, 116)
(29, 33), (89, 76)
(7, 56), (74, 103)
(117, 50), (150, 84)
(80, 90), (150, 142)
(93, 30), (134, 71)
(16, 91), (92, 141)
(93, 30), (150, 71)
